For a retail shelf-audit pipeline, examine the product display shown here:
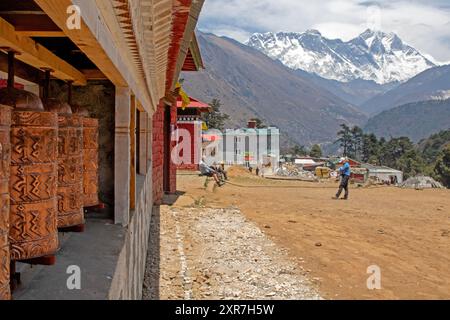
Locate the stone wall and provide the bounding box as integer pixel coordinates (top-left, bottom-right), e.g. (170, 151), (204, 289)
(108, 171), (153, 300)
(49, 80), (115, 215)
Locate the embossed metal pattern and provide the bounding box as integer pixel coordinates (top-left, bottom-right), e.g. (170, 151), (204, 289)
(0, 105), (11, 300)
(57, 115), (84, 228)
(9, 111), (59, 261)
(82, 118), (99, 207)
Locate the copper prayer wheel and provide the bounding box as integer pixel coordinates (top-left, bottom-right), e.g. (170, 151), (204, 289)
(9, 109), (59, 261)
(0, 105), (11, 300)
(81, 117), (99, 207)
(73, 106), (99, 207)
(0, 49), (59, 262)
(47, 101), (84, 228)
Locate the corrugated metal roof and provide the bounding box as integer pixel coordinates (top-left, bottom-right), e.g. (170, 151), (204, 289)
(361, 163), (403, 173)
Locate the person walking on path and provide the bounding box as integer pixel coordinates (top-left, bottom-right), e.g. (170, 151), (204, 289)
(333, 157), (351, 200)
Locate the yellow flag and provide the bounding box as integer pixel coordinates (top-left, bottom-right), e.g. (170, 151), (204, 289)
(176, 82), (190, 110)
(202, 122), (208, 131)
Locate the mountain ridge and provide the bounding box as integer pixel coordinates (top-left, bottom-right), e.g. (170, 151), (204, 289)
(247, 29), (436, 84)
(362, 64), (450, 115)
(182, 32), (367, 147)
(364, 98), (450, 142)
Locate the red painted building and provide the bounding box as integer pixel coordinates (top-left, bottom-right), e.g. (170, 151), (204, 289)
(176, 96), (211, 170)
(0, 79), (24, 89)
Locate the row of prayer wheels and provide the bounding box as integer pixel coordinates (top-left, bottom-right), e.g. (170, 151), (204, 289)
(0, 52), (100, 299)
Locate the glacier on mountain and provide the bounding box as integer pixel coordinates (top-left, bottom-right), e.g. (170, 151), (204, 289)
(246, 29), (436, 84)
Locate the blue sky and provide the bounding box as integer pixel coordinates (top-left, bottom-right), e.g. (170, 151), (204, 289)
(198, 0), (450, 63)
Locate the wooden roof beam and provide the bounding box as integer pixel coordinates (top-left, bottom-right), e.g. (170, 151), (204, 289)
(167, 0), (205, 92)
(34, 0), (153, 112)
(15, 31), (66, 37)
(183, 33), (204, 71)
(0, 51), (43, 84)
(0, 16), (86, 85)
(0, 10), (64, 37)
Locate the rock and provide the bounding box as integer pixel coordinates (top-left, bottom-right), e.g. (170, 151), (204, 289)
(315, 242), (322, 247)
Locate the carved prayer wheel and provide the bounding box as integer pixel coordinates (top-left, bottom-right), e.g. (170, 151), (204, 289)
(0, 105), (11, 300)
(8, 105), (59, 261)
(0, 51), (58, 263)
(73, 106), (99, 207)
(46, 101), (84, 228)
(81, 117), (99, 207)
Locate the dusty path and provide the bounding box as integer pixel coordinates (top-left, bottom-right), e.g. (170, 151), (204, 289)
(166, 171), (450, 300)
(143, 204), (320, 300)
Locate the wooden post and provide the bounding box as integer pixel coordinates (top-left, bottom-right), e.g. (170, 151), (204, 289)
(67, 80), (73, 105)
(7, 51), (14, 89)
(147, 113), (152, 169)
(130, 95), (136, 211)
(114, 87), (131, 226)
(138, 111), (148, 175)
(42, 69), (51, 103)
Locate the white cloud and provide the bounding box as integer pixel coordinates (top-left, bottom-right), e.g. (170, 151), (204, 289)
(198, 0), (450, 61)
(201, 25), (251, 43)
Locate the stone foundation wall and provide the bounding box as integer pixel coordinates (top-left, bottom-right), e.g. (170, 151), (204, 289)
(108, 171), (153, 300)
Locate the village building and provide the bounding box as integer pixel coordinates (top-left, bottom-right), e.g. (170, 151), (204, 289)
(0, 0), (205, 300)
(176, 96), (211, 171)
(361, 163), (404, 184)
(219, 122), (280, 169)
(294, 157), (326, 171)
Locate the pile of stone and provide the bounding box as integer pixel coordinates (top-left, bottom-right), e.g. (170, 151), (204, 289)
(400, 176), (445, 189)
(276, 164), (316, 180)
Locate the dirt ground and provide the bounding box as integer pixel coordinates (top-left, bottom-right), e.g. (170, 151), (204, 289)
(142, 205), (321, 300)
(172, 169), (450, 300)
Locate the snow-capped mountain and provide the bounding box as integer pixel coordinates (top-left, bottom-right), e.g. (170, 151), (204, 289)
(246, 29), (436, 84)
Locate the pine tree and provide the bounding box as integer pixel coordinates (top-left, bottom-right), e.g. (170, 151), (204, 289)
(434, 146), (450, 187)
(350, 126), (364, 160)
(310, 144), (323, 158)
(291, 145), (307, 157)
(336, 124), (352, 157)
(202, 99), (230, 131)
(362, 133), (379, 163)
